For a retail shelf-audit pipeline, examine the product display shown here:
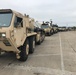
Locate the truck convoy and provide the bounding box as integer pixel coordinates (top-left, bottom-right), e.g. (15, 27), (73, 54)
(0, 9), (45, 61)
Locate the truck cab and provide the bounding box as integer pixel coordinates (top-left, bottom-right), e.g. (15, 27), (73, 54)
(0, 9), (37, 61)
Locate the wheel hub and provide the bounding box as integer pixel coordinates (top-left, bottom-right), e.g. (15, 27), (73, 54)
(26, 44), (29, 55)
(33, 41), (35, 49)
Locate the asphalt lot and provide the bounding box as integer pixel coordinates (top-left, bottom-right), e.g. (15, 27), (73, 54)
(0, 31), (76, 75)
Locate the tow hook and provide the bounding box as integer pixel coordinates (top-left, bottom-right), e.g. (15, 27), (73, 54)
(16, 51), (20, 59)
(16, 53), (20, 59)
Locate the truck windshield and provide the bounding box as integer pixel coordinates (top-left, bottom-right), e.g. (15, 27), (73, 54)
(41, 25), (49, 29)
(0, 13), (12, 27)
(34, 22), (41, 28)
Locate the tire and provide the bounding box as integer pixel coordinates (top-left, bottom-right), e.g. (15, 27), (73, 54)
(37, 40), (41, 45)
(37, 36), (41, 45)
(29, 36), (35, 54)
(18, 39), (29, 61)
(42, 32), (45, 42)
(48, 31), (51, 36)
(51, 29), (54, 35)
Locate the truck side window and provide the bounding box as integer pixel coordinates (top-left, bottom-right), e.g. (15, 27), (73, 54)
(14, 16), (23, 28)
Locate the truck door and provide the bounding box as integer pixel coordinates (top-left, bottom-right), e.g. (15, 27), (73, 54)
(14, 16), (24, 47)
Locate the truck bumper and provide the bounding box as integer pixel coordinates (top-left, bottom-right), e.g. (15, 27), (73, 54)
(0, 38), (19, 53)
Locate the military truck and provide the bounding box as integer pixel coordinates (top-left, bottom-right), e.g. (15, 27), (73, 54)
(52, 24), (58, 33)
(58, 26), (67, 32)
(0, 9), (43, 61)
(41, 21), (53, 36)
(34, 21), (45, 44)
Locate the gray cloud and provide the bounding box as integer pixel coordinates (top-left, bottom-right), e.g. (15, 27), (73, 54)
(0, 0), (76, 26)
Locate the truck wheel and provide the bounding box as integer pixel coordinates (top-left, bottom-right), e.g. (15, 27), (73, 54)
(51, 29), (54, 35)
(43, 34), (45, 41)
(41, 34), (45, 42)
(29, 36), (35, 54)
(19, 39), (29, 61)
(37, 39), (41, 45)
(49, 31), (51, 36)
(37, 35), (41, 45)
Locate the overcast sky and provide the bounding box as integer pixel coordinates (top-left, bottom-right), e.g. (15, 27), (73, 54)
(0, 0), (76, 26)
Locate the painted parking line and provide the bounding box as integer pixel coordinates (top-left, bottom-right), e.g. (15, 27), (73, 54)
(29, 54), (60, 57)
(59, 33), (65, 75)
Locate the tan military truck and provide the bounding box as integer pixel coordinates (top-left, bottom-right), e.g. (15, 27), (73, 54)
(0, 9), (42, 61)
(52, 24), (58, 33)
(41, 22), (53, 36)
(34, 21), (45, 44)
(58, 26), (66, 32)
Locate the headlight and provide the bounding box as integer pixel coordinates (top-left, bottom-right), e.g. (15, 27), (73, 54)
(2, 34), (6, 37)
